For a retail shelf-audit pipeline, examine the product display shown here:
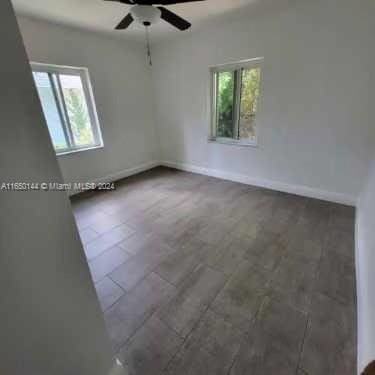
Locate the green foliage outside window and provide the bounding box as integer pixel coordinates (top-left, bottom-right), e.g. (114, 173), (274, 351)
(65, 88), (95, 146)
(215, 66), (261, 141)
(217, 71), (235, 138)
(239, 68), (260, 140)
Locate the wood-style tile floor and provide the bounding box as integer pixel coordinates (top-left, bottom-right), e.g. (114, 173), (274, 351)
(71, 167), (356, 375)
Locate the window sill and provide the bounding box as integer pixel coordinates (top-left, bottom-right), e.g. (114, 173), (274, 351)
(56, 144), (104, 157)
(208, 137), (258, 148)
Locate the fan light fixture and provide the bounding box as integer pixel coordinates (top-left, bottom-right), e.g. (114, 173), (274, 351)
(130, 5), (161, 26)
(104, 1), (207, 66)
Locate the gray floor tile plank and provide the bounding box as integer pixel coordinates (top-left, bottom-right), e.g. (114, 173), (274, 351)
(70, 167), (356, 374)
(89, 245), (130, 283)
(166, 309), (244, 375)
(300, 292), (356, 374)
(211, 260), (269, 328)
(84, 223), (135, 260)
(157, 265), (226, 338)
(109, 240), (174, 292)
(79, 227), (100, 245)
(104, 272), (176, 352)
(95, 276), (125, 311)
(119, 315), (183, 375)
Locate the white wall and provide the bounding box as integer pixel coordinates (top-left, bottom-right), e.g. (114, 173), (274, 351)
(17, 15), (159, 185)
(152, 0), (375, 205)
(356, 156), (375, 372)
(0, 1), (115, 374)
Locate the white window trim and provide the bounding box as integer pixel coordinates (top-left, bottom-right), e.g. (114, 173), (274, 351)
(209, 57), (263, 147)
(31, 62), (104, 156)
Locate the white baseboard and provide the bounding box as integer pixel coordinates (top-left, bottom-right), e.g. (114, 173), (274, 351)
(68, 158), (356, 206)
(161, 160), (356, 206)
(68, 160), (160, 196)
(92, 161), (160, 185)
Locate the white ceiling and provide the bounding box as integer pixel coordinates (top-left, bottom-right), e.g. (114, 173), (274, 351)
(12, 0), (268, 42)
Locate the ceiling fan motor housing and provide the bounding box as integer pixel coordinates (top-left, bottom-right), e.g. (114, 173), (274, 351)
(130, 5), (161, 26)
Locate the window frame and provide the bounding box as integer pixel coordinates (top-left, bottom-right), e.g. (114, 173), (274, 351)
(209, 58), (263, 147)
(31, 62), (104, 156)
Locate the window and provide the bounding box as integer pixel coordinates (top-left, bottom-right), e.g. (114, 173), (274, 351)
(31, 63), (103, 155)
(210, 58), (262, 146)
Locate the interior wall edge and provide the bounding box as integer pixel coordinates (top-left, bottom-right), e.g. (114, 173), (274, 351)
(355, 208), (363, 375)
(355, 156), (375, 373)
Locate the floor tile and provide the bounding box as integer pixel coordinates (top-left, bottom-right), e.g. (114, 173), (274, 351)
(119, 315), (183, 375)
(230, 295), (306, 375)
(95, 276), (125, 311)
(254, 295), (307, 363)
(211, 260), (268, 328)
(210, 237), (251, 276)
(195, 217), (237, 245)
(230, 337), (298, 375)
(154, 247), (202, 286)
(87, 214), (127, 235)
(157, 265), (226, 337)
(118, 232), (162, 256)
(100, 223), (135, 244)
(104, 272), (176, 352)
(230, 220), (261, 241)
(75, 210), (110, 231)
(79, 227), (100, 245)
(183, 309), (244, 359)
(325, 228), (355, 262)
(300, 292), (356, 374)
(84, 223), (135, 260)
(265, 207), (296, 235)
(270, 253), (318, 312)
(285, 223), (323, 263)
(89, 245), (130, 283)
(315, 252), (355, 305)
(244, 230), (287, 271)
(71, 167), (356, 374)
(329, 205), (355, 232)
(109, 240), (174, 291)
(175, 264), (227, 306)
(166, 309), (243, 375)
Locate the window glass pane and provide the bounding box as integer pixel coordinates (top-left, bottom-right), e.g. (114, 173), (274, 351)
(60, 74), (95, 147)
(216, 71), (236, 138)
(239, 67), (261, 141)
(33, 72), (68, 151)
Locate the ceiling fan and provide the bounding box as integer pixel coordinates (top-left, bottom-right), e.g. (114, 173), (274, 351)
(104, 0), (206, 31)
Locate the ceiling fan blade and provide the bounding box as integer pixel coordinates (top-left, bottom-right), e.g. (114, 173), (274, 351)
(158, 6), (191, 30)
(160, 0), (205, 3)
(155, 0), (205, 3)
(115, 13), (134, 29)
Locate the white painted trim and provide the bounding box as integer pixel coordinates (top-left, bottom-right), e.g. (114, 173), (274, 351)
(68, 160), (159, 196)
(57, 144), (104, 157)
(209, 57), (264, 72)
(160, 160), (356, 207)
(31, 61), (104, 153)
(208, 137), (258, 148)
